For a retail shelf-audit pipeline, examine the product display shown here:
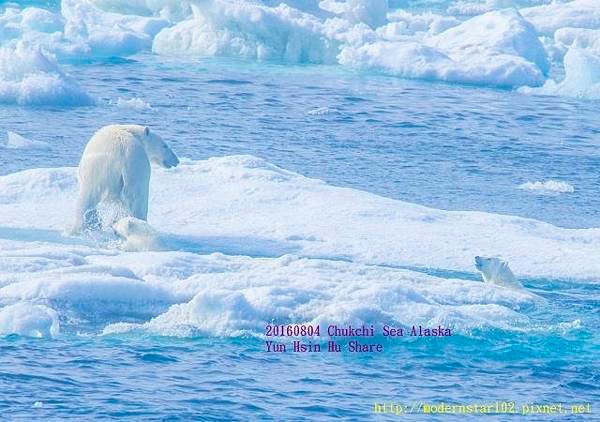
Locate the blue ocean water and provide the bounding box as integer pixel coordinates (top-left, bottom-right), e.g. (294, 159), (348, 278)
(1, 53), (598, 420)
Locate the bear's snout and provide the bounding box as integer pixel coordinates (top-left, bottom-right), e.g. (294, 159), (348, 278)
(163, 155), (179, 168)
(474, 256), (484, 269)
(161, 149), (179, 168)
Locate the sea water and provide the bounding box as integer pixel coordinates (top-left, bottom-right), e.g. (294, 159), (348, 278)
(0, 0), (599, 420)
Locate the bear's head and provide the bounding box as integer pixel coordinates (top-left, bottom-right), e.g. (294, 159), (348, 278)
(112, 216), (160, 251)
(135, 126), (179, 169)
(475, 256), (495, 275)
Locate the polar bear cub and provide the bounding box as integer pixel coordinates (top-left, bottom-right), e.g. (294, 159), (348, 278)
(112, 216), (160, 251)
(72, 124), (178, 233)
(474, 256), (522, 289)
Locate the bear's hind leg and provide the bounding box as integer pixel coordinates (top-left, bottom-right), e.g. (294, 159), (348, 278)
(121, 190), (148, 222)
(120, 171), (149, 222)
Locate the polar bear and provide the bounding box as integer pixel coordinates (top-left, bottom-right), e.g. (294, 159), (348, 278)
(112, 216), (160, 251)
(474, 256), (523, 289)
(71, 124), (178, 233)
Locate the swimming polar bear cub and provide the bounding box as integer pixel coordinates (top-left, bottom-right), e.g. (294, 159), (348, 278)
(474, 256), (523, 289)
(72, 124), (179, 233)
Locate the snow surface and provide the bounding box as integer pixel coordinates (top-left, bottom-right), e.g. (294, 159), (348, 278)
(319, 0), (389, 28)
(555, 27), (600, 52)
(521, 0), (600, 35)
(0, 156), (596, 337)
(430, 9), (549, 75)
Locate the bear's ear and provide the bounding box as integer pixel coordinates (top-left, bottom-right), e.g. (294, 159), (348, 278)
(144, 126), (150, 136)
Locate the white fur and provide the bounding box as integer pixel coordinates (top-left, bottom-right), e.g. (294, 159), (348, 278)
(72, 124), (178, 233)
(113, 216), (160, 251)
(474, 256), (522, 289)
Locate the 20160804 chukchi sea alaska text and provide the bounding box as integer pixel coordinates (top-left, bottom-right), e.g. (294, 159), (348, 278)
(264, 324), (453, 353)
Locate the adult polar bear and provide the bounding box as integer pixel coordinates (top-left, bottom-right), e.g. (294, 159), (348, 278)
(72, 124), (179, 233)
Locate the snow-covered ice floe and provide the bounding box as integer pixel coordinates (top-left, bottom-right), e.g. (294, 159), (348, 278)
(0, 42), (92, 106)
(0, 156), (596, 337)
(520, 0), (600, 36)
(520, 47), (600, 99)
(152, 1), (339, 63)
(112, 96), (152, 111)
(0, 302), (59, 338)
(339, 9), (548, 88)
(1, 0), (600, 97)
(518, 180), (575, 194)
(2, 131), (51, 150)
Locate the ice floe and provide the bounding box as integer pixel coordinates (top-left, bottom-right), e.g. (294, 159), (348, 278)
(338, 9), (548, 88)
(0, 302), (60, 338)
(520, 47), (600, 99)
(521, 0), (600, 35)
(320, 0), (389, 28)
(1, 0), (599, 95)
(112, 96), (152, 110)
(152, 1), (338, 63)
(2, 131), (51, 150)
(61, 0), (170, 57)
(0, 155), (597, 337)
(0, 42), (92, 106)
(518, 180), (575, 194)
